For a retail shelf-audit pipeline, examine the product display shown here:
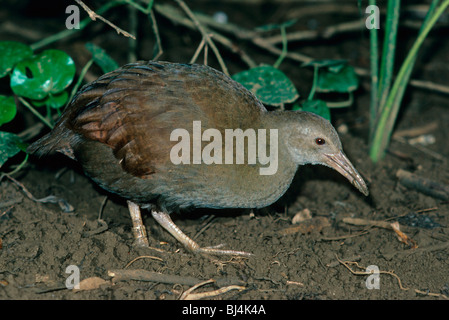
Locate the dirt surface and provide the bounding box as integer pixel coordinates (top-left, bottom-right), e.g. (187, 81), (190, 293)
(1, 1), (449, 300)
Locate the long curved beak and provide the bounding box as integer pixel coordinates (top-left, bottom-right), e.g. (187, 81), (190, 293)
(324, 151), (369, 196)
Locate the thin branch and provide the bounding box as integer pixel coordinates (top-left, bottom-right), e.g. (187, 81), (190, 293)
(74, 0), (136, 39)
(175, 0), (229, 75)
(155, 2), (449, 96)
(149, 9), (163, 60)
(190, 38), (207, 64)
(18, 97), (54, 129)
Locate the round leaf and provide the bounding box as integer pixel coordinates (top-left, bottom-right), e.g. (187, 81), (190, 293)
(0, 131), (24, 167)
(10, 49), (75, 100)
(32, 91), (69, 109)
(0, 95), (17, 126)
(317, 64), (359, 93)
(0, 41), (33, 78)
(294, 100), (331, 121)
(232, 65), (299, 106)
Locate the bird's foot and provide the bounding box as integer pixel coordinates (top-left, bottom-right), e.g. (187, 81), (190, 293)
(151, 210), (252, 257)
(193, 243), (253, 257)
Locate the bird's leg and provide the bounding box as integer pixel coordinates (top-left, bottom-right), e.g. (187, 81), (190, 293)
(151, 210), (252, 257)
(127, 200), (149, 247)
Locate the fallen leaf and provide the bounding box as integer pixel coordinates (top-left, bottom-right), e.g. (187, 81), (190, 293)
(73, 277), (110, 291)
(390, 222), (418, 249)
(280, 216), (330, 235)
(292, 208), (312, 224)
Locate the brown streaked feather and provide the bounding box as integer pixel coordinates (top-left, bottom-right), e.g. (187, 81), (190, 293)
(59, 61), (265, 179)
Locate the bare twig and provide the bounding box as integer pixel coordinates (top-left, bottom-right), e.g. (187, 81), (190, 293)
(124, 255), (164, 269)
(154, 2), (449, 96)
(193, 215), (216, 240)
(149, 9), (163, 60)
(392, 121), (438, 138)
(335, 255), (449, 299)
(108, 269), (245, 287)
(342, 217), (417, 248)
(393, 136), (445, 162)
(190, 38), (207, 64)
(180, 279), (246, 300)
(335, 255), (409, 290)
(128, 4), (138, 62)
(75, 0), (136, 39)
(396, 169), (449, 201)
(175, 0), (229, 75)
(4, 175), (74, 213)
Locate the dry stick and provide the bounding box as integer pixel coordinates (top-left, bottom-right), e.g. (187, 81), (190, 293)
(175, 0), (229, 76)
(4, 175), (74, 213)
(74, 0), (136, 39)
(124, 255), (164, 269)
(108, 269), (245, 288)
(335, 255), (409, 290)
(82, 196), (109, 237)
(342, 217), (417, 248)
(179, 279), (215, 300)
(335, 255), (449, 299)
(204, 42), (209, 66)
(154, 3), (449, 96)
(180, 279), (246, 300)
(152, 4), (249, 69)
(397, 169), (449, 201)
(193, 215), (216, 240)
(190, 38), (207, 64)
(149, 9), (163, 60)
(0, 198), (22, 209)
(392, 121), (438, 138)
(320, 230), (370, 241)
(127, 4), (138, 63)
(393, 135), (445, 162)
(342, 217), (393, 229)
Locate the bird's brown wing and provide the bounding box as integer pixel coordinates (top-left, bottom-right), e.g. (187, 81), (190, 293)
(63, 61), (265, 179)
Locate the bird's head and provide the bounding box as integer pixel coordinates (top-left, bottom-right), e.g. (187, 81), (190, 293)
(285, 111), (369, 196)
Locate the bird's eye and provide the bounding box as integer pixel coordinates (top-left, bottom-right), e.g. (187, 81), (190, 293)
(315, 138), (326, 145)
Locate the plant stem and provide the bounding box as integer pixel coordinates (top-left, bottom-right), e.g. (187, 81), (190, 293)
(369, 0), (449, 162)
(4, 154), (29, 176)
(175, 0), (229, 76)
(31, 1), (123, 51)
(377, 0), (400, 116)
(307, 66), (319, 101)
(368, 0), (379, 139)
(273, 26), (288, 68)
(18, 97), (53, 129)
(68, 59), (94, 105)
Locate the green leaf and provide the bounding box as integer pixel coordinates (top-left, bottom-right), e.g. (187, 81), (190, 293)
(0, 95), (17, 126)
(317, 64), (359, 93)
(232, 65), (299, 106)
(0, 131), (25, 167)
(10, 49), (75, 100)
(85, 42), (119, 73)
(293, 100), (331, 121)
(31, 91), (69, 109)
(0, 41), (33, 78)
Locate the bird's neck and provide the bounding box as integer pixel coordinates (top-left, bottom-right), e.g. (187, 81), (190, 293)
(227, 111), (299, 208)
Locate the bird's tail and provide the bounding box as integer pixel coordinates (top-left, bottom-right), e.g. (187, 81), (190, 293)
(27, 124), (76, 159)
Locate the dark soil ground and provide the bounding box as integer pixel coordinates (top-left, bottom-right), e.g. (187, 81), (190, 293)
(1, 0), (448, 300)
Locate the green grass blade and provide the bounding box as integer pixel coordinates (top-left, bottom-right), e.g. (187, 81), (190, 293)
(370, 0), (449, 162)
(377, 0), (400, 115)
(368, 0), (379, 139)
